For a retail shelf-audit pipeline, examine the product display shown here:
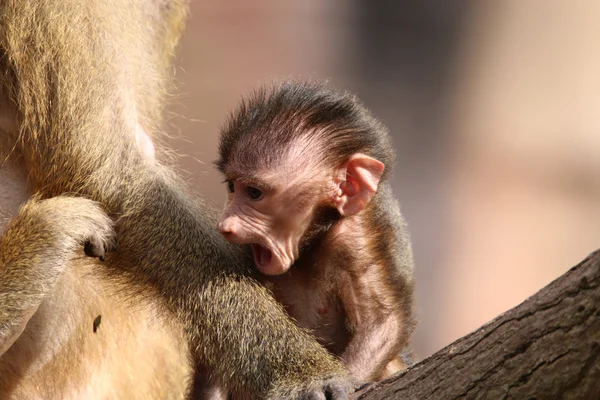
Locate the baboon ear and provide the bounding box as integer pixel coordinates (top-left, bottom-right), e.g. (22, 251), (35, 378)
(334, 154), (384, 216)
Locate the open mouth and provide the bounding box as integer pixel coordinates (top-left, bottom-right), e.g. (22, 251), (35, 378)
(251, 243), (272, 270)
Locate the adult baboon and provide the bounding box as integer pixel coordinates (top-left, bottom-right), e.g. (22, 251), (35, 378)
(0, 1), (350, 399)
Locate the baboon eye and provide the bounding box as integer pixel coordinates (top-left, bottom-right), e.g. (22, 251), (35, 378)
(226, 180), (234, 193)
(246, 187), (262, 200)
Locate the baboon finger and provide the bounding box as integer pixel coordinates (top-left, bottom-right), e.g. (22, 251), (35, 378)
(84, 236), (107, 261)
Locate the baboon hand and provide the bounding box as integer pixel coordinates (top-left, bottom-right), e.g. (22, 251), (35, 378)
(0, 196), (116, 341)
(7, 196), (116, 262)
(84, 233), (115, 261)
(269, 375), (355, 400)
(301, 377), (353, 400)
(70, 201), (115, 261)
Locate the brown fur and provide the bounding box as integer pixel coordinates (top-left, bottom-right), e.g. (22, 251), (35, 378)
(217, 81), (416, 383)
(0, 197), (190, 399)
(0, 2), (350, 399)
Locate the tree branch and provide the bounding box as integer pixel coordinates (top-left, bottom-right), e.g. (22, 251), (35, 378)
(354, 249), (600, 399)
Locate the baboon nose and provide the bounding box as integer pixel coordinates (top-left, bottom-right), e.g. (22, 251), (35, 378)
(217, 217), (238, 238)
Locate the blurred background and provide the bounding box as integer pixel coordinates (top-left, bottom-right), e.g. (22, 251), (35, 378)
(166, 0), (600, 358)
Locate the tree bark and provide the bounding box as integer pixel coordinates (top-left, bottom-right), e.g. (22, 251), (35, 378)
(354, 250), (600, 399)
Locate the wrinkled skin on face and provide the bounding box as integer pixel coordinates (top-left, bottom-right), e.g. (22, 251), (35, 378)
(217, 152), (384, 276)
(217, 167), (330, 275)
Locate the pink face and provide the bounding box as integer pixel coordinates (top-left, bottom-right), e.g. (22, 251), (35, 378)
(217, 171), (325, 276)
(216, 152), (384, 276)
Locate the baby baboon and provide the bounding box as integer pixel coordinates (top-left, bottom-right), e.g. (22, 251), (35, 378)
(217, 80), (416, 382)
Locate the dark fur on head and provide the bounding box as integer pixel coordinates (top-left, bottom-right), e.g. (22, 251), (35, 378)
(216, 80), (395, 179)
